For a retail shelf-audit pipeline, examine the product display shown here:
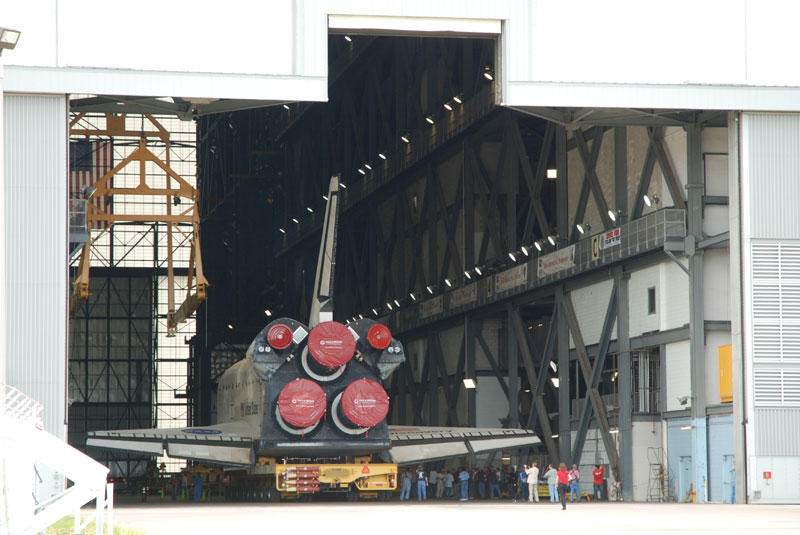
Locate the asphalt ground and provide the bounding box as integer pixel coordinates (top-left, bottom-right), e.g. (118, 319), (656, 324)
(104, 496), (800, 535)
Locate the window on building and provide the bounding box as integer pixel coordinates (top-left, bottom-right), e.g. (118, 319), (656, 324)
(648, 287), (656, 315)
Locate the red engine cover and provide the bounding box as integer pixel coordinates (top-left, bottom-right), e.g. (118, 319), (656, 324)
(341, 379), (389, 428)
(307, 321), (356, 367)
(277, 379), (326, 428)
(367, 324), (391, 350)
(267, 324), (293, 350)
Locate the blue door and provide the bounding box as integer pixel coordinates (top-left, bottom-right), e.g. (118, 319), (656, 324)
(679, 456), (693, 500)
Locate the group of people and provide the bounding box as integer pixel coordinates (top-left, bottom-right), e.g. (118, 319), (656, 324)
(399, 462), (606, 509)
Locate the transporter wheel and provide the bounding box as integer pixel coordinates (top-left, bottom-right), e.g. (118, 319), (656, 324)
(266, 486), (281, 503)
(300, 493), (313, 503)
(257, 486), (267, 502)
(346, 486), (360, 502)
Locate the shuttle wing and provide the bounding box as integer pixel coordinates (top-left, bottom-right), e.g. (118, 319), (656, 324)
(388, 425), (540, 465)
(86, 421), (258, 466)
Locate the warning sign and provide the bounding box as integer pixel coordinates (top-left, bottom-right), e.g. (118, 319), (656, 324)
(763, 471), (772, 480)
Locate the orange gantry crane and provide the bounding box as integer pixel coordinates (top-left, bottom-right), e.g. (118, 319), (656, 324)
(69, 113), (208, 335)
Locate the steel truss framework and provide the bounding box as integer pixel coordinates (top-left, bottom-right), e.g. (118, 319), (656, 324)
(194, 35), (730, 501)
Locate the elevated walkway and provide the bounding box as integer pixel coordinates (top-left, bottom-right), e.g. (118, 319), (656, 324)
(0, 384), (113, 535)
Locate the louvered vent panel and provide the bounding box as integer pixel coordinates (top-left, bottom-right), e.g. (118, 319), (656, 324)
(751, 242), (800, 406)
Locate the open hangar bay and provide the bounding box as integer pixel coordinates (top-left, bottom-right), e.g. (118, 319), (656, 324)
(3, 3), (800, 530)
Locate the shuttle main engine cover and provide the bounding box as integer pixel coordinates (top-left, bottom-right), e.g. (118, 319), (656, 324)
(277, 379), (326, 428)
(341, 379), (389, 428)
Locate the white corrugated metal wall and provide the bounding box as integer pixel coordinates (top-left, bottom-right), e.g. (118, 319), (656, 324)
(741, 113), (800, 503)
(3, 93), (68, 501)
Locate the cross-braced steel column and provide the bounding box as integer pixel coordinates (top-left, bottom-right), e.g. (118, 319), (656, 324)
(686, 121), (709, 502)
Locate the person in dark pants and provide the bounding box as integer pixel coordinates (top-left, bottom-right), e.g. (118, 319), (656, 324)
(592, 465), (605, 501)
(193, 473), (203, 503)
(556, 463), (569, 510)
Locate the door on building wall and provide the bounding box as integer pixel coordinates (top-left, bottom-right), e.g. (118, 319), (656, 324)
(679, 456), (693, 499)
(721, 455), (734, 503)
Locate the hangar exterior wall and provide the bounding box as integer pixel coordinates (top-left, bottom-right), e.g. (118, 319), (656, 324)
(3, 93), (68, 501)
(741, 113), (800, 504)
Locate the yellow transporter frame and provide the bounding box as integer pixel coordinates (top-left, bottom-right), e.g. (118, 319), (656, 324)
(69, 113), (208, 335)
(247, 457), (397, 497)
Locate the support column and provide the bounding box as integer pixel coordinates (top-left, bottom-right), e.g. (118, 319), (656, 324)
(466, 317), (477, 427)
(687, 122), (709, 502)
(727, 112), (747, 503)
(615, 127), (628, 217)
(615, 266), (633, 500)
(556, 287), (572, 463)
(507, 303), (519, 427)
(556, 126), (568, 247)
(0, 69), (5, 387)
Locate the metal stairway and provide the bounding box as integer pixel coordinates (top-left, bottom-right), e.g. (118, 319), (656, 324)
(0, 384), (113, 535)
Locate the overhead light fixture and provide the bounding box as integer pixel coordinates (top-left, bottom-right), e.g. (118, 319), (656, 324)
(546, 168), (558, 179)
(322, 195), (328, 201)
(678, 395), (691, 406)
(550, 361), (557, 372)
(409, 293), (417, 301)
(508, 252), (517, 262)
(551, 377), (560, 388)
(425, 116), (435, 125)
(534, 241), (543, 252)
(264, 309), (272, 317)
(643, 194), (660, 207)
(443, 102), (453, 111)
(292, 218), (299, 224)
(401, 135), (411, 144)
(358, 314), (364, 320)
(483, 66), (494, 81)
(453, 95), (463, 104)
(444, 278), (452, 288)
(680, 425), (692, 430)
(474, 266), (483, 276)
(552, 434), (559, 438)
(611, 371), (619, 382)
(0, 28), (21, 55)
(364, 163), (373, 170)
(521, 246), (530, 257)
(386, 302), (393, 310)
(524, 388), (531, 393)
(358, 168), (366, 175)
(464, 270), (472, 280)
(463, 378), (477, 389)
(278, 228), (286, 234)
(609, 429), (620, 435)
(547, 235), (557, 246)
(608, 210), (617, 222)
(339, 182), (347, 189)
(426, 285), (434, 294)
(344, 35), (352, 42)
(577, 223), (591, 234)
(372, 308), (379, 315)
(283, 104), (290, 110)
(378, 153), (387, 160)
(393, 299), (401, 307)
(227, 323), (234, 330)
(306, 206), (314, 213)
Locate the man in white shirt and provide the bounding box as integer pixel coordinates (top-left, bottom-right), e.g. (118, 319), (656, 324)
(525, 461), (540, 502)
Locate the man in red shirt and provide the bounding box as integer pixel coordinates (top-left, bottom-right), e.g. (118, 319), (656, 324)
(592, 465), (605, 500)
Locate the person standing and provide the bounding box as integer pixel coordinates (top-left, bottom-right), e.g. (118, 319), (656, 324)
(458, 467), (470, 501)
(444, 470), (454, 499)
(193, 473), (203, 503)
(526, 462), (540, 502)
(518, 467), (528, 501)
(556, 463), (569, 510)
(592, 465), (605, 501)
(544, 464), (558, 503)
(569, 464), (581, 502)
(429, 469), (438, 499)
(416, 465), (428, 501)
(488, 468), (501, 499)
(400, 469), (412, 501)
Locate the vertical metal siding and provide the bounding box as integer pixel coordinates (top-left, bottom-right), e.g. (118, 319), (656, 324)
(753, 408), (800, 456)
(746, 114), (800, 240)
(4, 94), (67, 446)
